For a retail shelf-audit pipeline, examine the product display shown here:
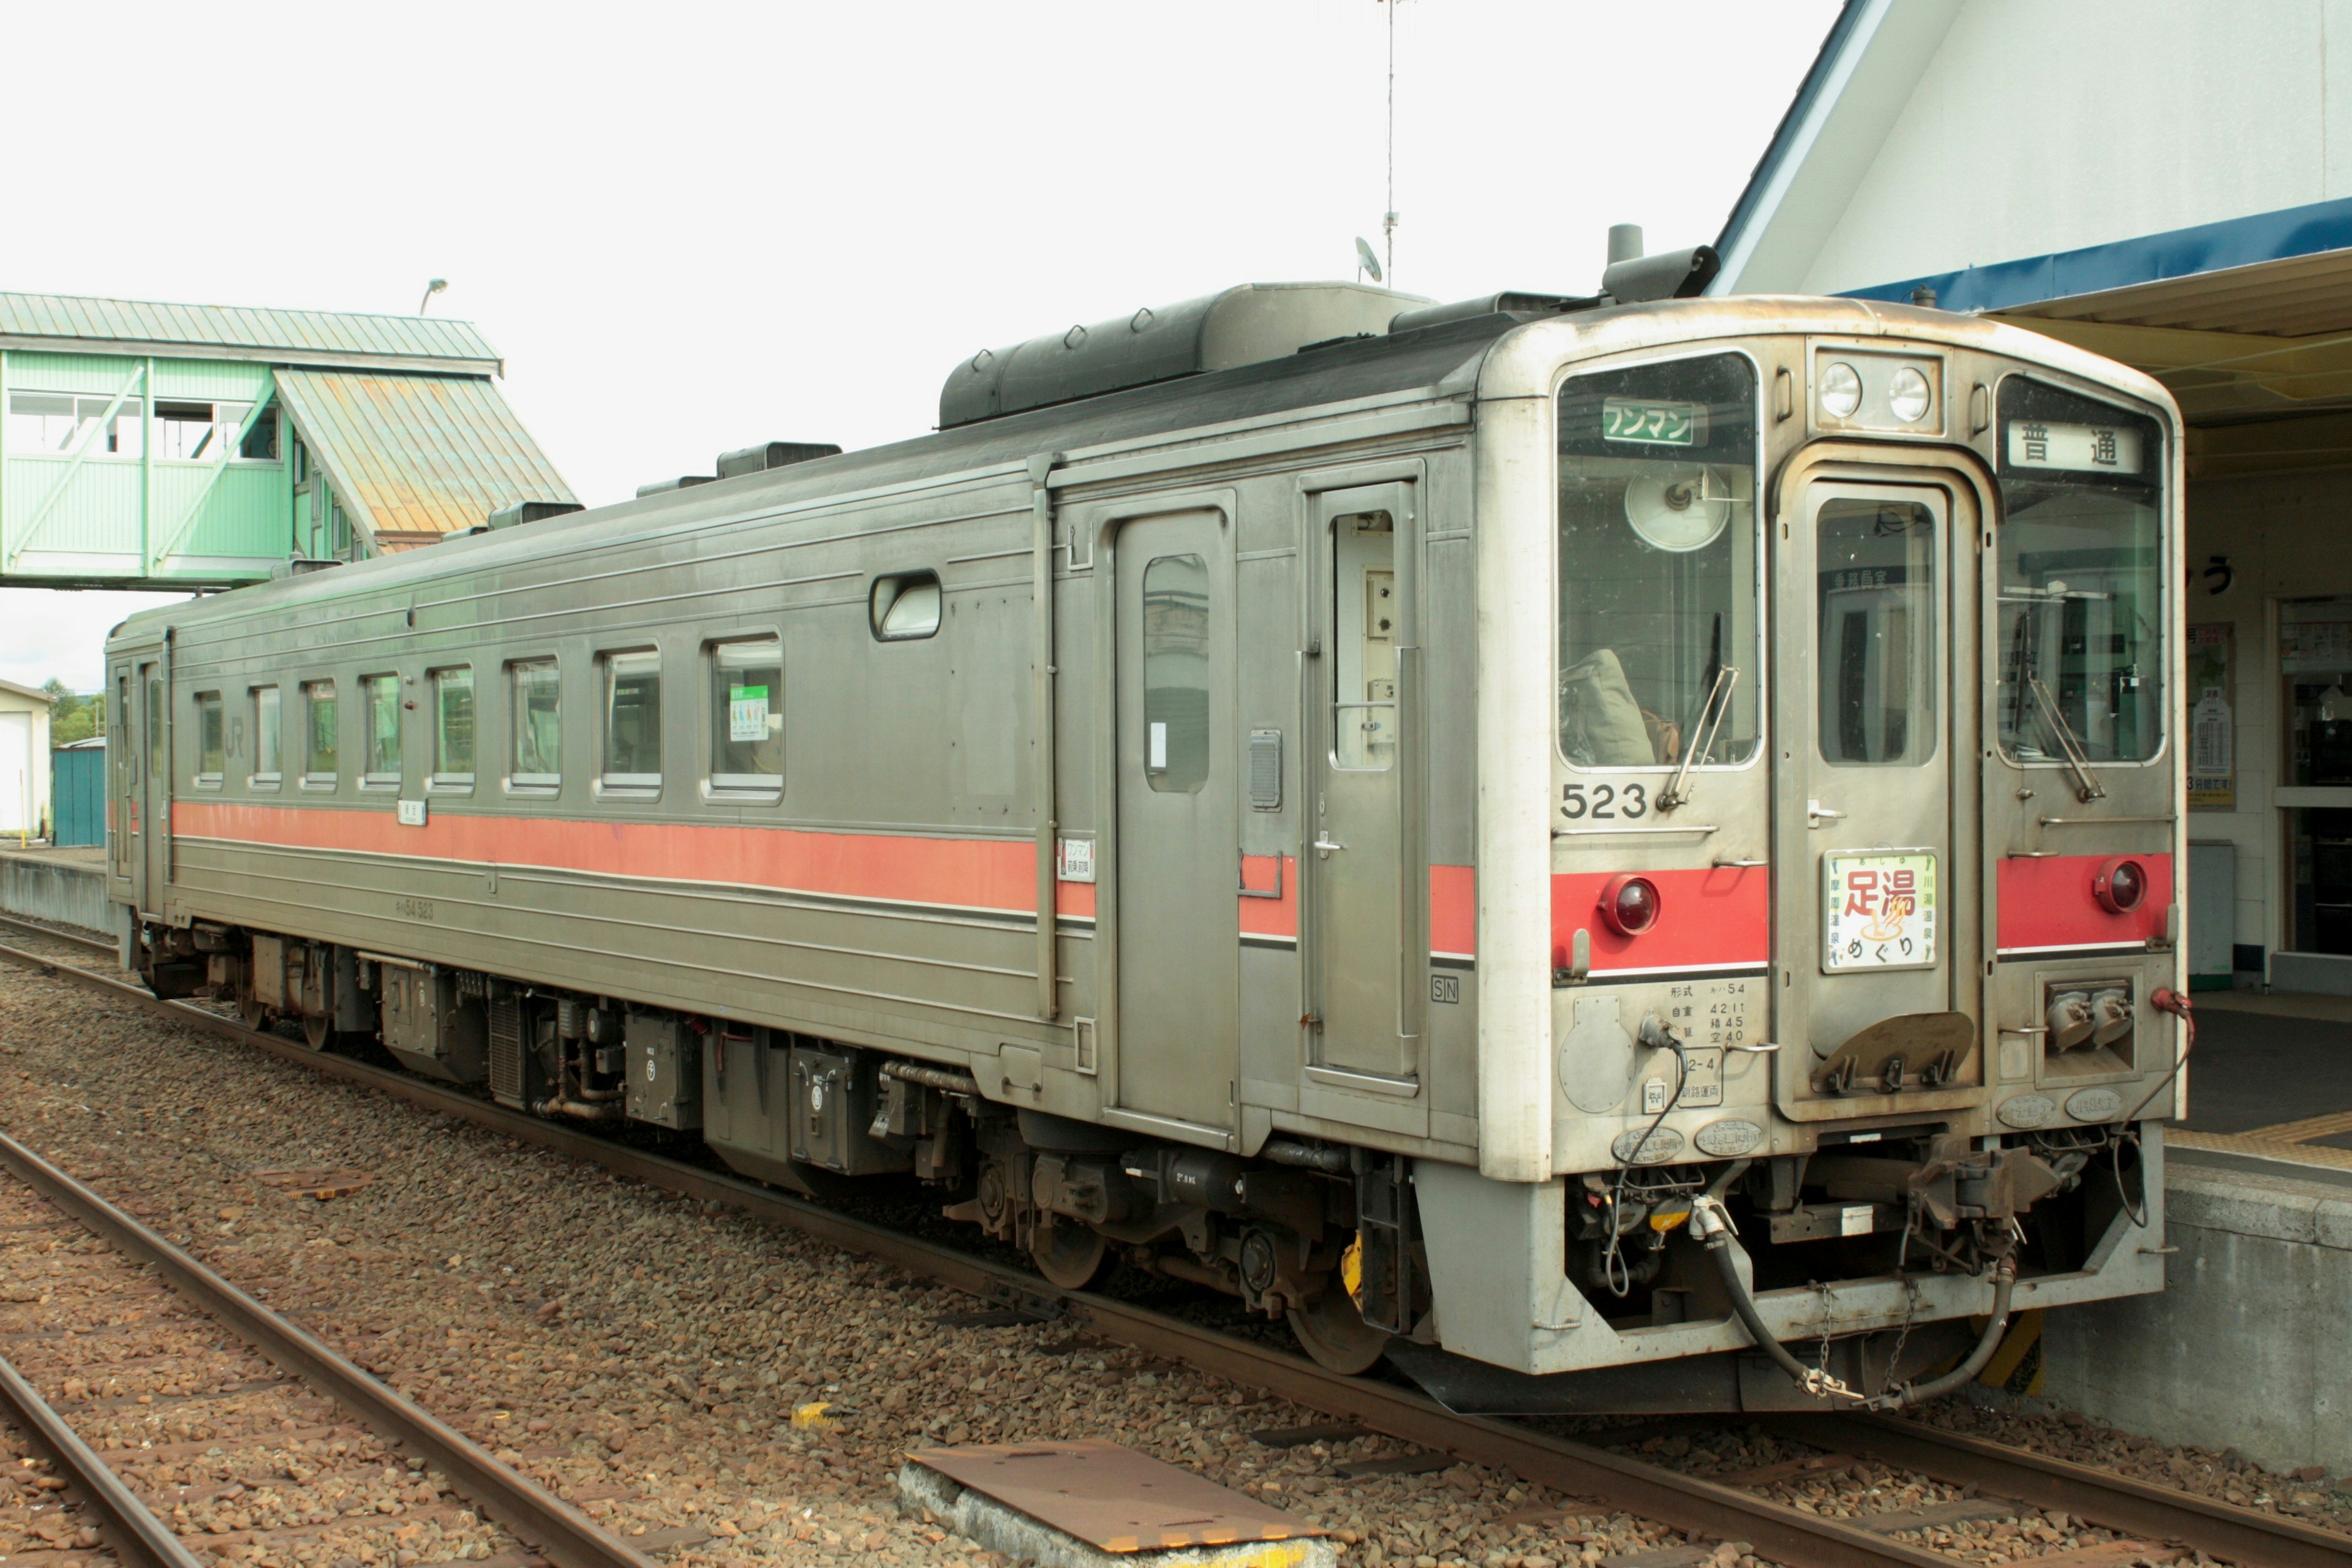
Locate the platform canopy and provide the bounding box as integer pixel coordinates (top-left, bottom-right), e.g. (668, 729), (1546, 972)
(0, 291), (575, 588)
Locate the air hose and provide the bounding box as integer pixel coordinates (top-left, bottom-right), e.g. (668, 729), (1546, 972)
(1689, 1189), (2016, 1411)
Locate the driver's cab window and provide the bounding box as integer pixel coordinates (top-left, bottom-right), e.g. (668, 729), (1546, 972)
(1556, 352), (1761, 769)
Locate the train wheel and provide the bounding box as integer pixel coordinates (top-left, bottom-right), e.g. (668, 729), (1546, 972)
(238, 995), (271, 1032)
(1287, 1239), (1389, 1373)
(1287, 1287), (1390, 1375)
(1029, 1221), (1109, 1290)
(300, 1012), (332, 1052)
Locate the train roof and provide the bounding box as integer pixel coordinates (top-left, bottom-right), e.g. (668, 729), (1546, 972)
(110, 290), (2174, 646)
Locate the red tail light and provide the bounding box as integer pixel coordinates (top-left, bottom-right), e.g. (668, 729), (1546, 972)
(1598, 874), (1662, 937)
(2094, 856), (2147, 914)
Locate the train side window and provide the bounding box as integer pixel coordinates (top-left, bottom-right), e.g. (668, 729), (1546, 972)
(251, 686), (281, 787)
(708, 639), (783, 796)
(601, 650), (662, 793)
(302, 680), (338, 788)
(870, 571), (942, 641)
(509, 660), (560, 793)
(193, 693), (225, 787)
(432, 667), (475, 790)
(361, 674), (401, 788)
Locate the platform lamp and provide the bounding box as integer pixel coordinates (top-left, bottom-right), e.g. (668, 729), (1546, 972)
(418, 278), (447, 315)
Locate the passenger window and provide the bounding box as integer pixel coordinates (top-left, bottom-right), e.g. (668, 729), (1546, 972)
(1817, 499), (1938, 766)
(709, 639), (783, 790)
(602, 651), (662, 787)
(252, 686), (281, 784)
(510, 661), (561, 788)
(433, 668), (475, 785)
(194, 693), (224, 784)
(362, 674), (401, 784)
(870, 571), (942, 641)
(303, 680), (338, 785)
(1142, 552), (1210, 793)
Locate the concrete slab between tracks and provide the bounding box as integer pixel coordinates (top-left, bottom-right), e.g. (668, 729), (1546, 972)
(0, 849), (111, 937)
(2003, 1139), (2351, 1476)
(896, 1448), (1336, 1568)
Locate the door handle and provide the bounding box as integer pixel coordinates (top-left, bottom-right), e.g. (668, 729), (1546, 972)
(1313, 837), (1346, 857)
(1807, 799), (1845, 827)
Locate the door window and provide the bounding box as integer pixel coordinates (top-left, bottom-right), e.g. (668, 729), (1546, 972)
(1817, 499), (1938, 766)
(1332, 513), (1397, 771)
(1141, 554), (1210, 793)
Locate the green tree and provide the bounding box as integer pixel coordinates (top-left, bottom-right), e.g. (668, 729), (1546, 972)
(43, 679), (102, 748)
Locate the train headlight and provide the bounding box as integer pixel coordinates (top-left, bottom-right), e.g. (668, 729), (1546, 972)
(2094, 856), (2147, 914)
(1887, 365), (1932, 423)
(1598, 874), (1662, 937)
(1819, 361), (1863, 419)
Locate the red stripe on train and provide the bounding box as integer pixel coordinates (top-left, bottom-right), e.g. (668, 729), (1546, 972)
(1996, 853), (2172, 953)
(1551, 866), (1770, 976)
(173, 801), (1101, 918)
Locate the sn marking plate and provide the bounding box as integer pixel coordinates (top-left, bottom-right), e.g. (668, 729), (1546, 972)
(1823, 851), (1938, 972)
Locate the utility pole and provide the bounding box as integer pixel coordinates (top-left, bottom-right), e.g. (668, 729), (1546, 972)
(1383, 0), (1399, 285)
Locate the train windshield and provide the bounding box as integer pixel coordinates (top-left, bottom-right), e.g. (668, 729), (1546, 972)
(1995, 379), (2165, 764)
(1556, 352), (1762, 769)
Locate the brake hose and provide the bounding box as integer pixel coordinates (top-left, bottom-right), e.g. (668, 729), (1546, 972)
(1690, 1191), (2017, 1411)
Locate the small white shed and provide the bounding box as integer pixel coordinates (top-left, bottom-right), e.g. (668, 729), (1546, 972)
(0, 679), (55, 840)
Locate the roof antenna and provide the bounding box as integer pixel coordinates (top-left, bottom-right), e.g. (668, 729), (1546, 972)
(1355, 237), (1384, 284)
(1381, 0), (1400, 285)
(418, 278), (447, 316)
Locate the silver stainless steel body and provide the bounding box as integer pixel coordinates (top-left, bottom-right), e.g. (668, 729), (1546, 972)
(106, 291), (2185, 1390)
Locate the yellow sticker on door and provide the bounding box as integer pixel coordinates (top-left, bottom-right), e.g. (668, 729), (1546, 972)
(1823, 851), (1937, 971)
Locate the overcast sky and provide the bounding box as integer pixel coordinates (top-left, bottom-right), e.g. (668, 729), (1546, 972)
(0, 0), (1836, 692)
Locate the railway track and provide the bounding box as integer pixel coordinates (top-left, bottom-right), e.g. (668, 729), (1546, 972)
(0, 1088), (666, 1566)
(0, 911), (120, 960)
(3, 935), (2345, 1568)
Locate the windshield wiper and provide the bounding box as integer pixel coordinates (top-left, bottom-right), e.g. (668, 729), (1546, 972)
(1659, 664), (1738, 812)
(2028, 674), (2105, 802)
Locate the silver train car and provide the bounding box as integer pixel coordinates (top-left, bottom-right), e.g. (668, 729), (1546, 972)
(104, 267), (2187, 1409)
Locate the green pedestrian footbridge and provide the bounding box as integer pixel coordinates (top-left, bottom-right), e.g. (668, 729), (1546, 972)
(1, 292), (575, 588)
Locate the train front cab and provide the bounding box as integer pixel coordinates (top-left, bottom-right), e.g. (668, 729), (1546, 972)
(1425, 303), (2182, 1393)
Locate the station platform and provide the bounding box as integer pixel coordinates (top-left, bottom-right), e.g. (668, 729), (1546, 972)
(0, 843), (112, 936)
(2172, 990), (2352, 1174)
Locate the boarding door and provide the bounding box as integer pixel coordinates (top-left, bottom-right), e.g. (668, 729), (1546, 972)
(1777, 479), (1980, 1106)
(1305, 484), (1423, 1091)
(1112, 510), (1240, 1133)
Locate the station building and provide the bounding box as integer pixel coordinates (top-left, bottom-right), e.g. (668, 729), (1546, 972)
(0, 292), (576, 588)
(0, 678), (53, 840)
(1714, 0), (2352, 993)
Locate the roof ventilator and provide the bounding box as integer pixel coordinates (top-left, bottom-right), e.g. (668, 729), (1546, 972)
(939, 281), (1423, 428)
(484, 499), (584, 530)
(635, 475), (717, 497)
(716, 440), (842, 479)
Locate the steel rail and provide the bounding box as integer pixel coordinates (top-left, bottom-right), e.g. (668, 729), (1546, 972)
(0, 911), (118, 958)
(8, 939), (2342, 1568)
(0, 1123), (663, 1568)
(0, 1349), (206, 1568)
(1770, 1414), (2352, 1568)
